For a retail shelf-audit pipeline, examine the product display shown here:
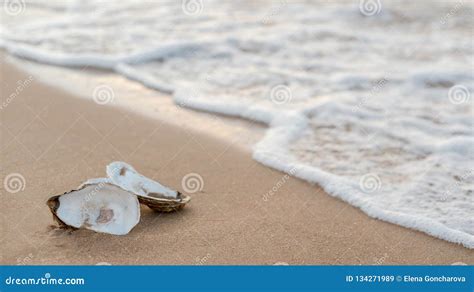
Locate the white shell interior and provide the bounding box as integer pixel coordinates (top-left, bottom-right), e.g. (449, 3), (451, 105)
(78, 177), (111, 187)
(56, 184), (140, 235)
(106, 161), (178, 198)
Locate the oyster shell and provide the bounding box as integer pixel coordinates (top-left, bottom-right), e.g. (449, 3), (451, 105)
(136, 192), (191, 212)
(107, 161), (178, 198)
(105, 161), (191, 212)
(47, 183), (140, 235)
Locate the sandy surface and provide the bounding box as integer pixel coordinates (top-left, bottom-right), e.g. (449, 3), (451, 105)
(1, 60), (472, 265)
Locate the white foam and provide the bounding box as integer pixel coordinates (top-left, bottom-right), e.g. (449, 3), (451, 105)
(2, 0), (473, 248)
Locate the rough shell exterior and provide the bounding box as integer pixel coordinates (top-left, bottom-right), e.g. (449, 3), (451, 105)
(46, 194), (77, 230)
(138, 191), (191, 212)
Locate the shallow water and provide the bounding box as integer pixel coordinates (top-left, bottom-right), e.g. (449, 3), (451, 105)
(1, 0), (473, 247)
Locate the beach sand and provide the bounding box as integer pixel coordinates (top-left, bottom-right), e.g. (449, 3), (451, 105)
(1, 60), (472, 265)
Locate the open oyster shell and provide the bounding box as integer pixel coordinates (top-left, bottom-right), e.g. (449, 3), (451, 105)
(47, 183), (140, 235)
(81, 161), (191, 212)
(106, 161), (178, 198)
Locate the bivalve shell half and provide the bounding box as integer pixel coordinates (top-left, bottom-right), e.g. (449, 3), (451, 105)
(106, 161), (191, 212)
(46, 183), (140, 235)
(138, 192), (191, 212)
